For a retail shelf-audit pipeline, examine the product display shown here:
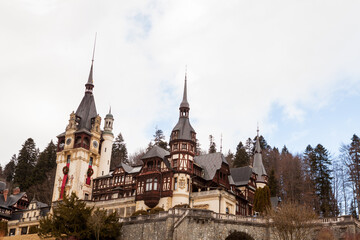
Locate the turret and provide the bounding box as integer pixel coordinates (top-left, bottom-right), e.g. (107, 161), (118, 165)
(99, 108), (114, 176)
(252, 127), (268, 188)
(169, 73), (196, 207)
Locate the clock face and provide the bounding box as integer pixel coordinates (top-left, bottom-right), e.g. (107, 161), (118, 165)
(66, 138), (72, 145)
(93, 140), (98, 148)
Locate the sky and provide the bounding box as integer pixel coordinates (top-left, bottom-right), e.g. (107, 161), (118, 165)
(1, 0), (360, 166)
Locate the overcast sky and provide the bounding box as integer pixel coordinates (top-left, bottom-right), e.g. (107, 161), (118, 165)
(1, 0), (360, 166)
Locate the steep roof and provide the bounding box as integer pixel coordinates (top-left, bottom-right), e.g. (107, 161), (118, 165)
(141, 145), (172, 170)
(171, 118), (195, 141)
(0, 192), (26, 208)
(194, 152), (228, 181)
(253, 135), (267, 183)
(141, 145), (170, 160)
(180, 75), (189, 108)
(230, 166), (253, 186)
(75, 93), (97, 131)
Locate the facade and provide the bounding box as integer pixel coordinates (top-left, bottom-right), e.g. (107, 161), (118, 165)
(7, 199), (50, 236)
(52, 61), (268, 217)
(0, 184), (29, 220)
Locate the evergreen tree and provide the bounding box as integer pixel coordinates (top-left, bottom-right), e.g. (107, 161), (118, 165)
(4, 155), (16, 183)
(208, 135), (217, 153)
(348, 134), (360, 215)
(153, 128), (168, 150)
(39, 193), (121, 240)
(253, 186), (271, 214)
(39, 193), (92, 239)
(245, 138), (254, 158)
(268, 169), (278, 197)
(225, 150), (234, 168)
(14, 138), (38, 191)
(233, 142), (250, 168)
(305, 144), (335, 217)
(31, 141), (57, 184)
(110, 133), (128, 168)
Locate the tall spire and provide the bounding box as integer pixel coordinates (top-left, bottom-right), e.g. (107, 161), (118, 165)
(85, 33), (97, 94)
(253, 126), (267, 185)
(180, 72), (189, 109)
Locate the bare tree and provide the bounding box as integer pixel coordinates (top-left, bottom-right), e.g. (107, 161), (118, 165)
(267, 202), (317, 240)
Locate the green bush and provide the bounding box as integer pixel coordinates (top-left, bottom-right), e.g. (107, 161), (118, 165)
(173, 204), (190, 208)
(149, 207), (164, 214)
(225, 231), (254, 240)
(131, 210), (149, 216)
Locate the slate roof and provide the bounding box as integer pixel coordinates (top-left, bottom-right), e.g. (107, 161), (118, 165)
(141, 145), (170, 160)
(230, 166), (253, 186)
(253, 136), (267, 182)
(171, 118), (195, 141)
(141, 145), (172, 170)
(0, 192), (26, 208)
(75, 93), (97, 131)
(194, 152), (228, 181)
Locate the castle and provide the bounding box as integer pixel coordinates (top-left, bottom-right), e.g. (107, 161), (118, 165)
(51, 58), (268, 217)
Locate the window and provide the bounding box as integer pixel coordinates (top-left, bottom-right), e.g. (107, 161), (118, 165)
(84, 193), (89, 200)
(174, 144), (178, 150)
(147, 161), (153, 169)
(146, 179), (153, 191)
(21, 227), (28, 235)
(182, 143), (187, 150)
(67, 155), (71, 164)
(34, 212), (36, 217)
(105, 147), (107, 152)
(154, 178), (158, 190)
(89, 157), (93, 166)
(174, 177), (177, 190)
(187, 178), (190, 191)
(226, 207), (229, 214)
(173, 159), (178, 168)
(9, 229), (15, 236)
(102, 171), (104, 176)
(27, 213), (29, 218)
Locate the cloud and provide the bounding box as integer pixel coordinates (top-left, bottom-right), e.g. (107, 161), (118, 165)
(1, 0), (360, 164)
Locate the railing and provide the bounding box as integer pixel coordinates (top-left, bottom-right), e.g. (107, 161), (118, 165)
(74, 143), (90, 150)
(119, 208), (360, 226)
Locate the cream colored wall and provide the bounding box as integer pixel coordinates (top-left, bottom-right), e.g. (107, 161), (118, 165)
(172, 173), (190, 207)
(135, 197), (172, 212)
(98, 133), (113, 176)
(191, 190), (237, 214)
(87, 197), (136, 217)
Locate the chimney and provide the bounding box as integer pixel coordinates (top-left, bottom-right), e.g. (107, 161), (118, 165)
(3, 189), (8, 202)
(12, 187), (20, 195)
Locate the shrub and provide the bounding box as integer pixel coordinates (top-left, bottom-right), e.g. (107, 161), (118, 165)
(225, 231), (254, 240)
(131, 210), (148, 216)
(173, 204), (190, 208)
(149, 207), (164, 214)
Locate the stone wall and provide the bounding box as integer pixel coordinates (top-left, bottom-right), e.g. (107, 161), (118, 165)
(120, 208), (360, 240)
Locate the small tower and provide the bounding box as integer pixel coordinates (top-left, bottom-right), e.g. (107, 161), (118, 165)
(169, 73), (196, 207)
(252, 127), (268, 188)
(99, 108), (114, 176)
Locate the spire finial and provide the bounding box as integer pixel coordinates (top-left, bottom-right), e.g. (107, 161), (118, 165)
(257, 122), (259, 137)
(220, 133), (223, 153)
(109, 106), (111, 114)
(86, 33), (97, 93)
(180, 68), (189, 110)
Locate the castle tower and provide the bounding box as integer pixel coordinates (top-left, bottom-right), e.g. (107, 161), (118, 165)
(252, 127), (268, 188)
(98, 108), (114, 176)
(169, 74), (197, 207)
(52, 56), (103, 202)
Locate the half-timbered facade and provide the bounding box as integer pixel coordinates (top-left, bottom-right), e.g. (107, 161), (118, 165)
(52, 64), (268, 217)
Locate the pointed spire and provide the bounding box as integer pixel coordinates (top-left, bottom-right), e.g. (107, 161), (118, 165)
(85, 33), (97, 94)
(255, 125), (261, 154)
(180, 73), (189, 109)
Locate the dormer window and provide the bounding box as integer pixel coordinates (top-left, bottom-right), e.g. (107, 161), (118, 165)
(174, 144), (178, 150)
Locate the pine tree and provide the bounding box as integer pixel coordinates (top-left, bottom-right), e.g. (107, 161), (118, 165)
(245, 138), (254, 158)
(233, 142), (250, 168)
(4, 154), (16, 184)
(253, 186), (271, 214)
(348, 134), (360, 216)
(14, 138), (38, 191)
(110, 133), (128, 168)
(268, 169), (278, 197)
(225, 150), (234, 168)
(305, 144), (335, 217)
(208, 135), (217, 153)
(153, 128), (168, 150)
